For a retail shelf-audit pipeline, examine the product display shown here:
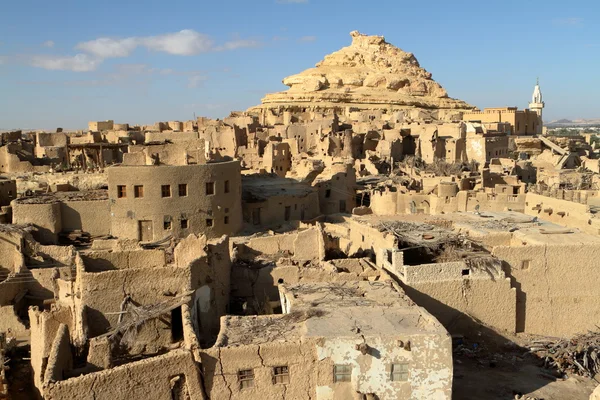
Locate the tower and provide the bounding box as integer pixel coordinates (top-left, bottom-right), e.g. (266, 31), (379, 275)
(529, 78), (545, 120)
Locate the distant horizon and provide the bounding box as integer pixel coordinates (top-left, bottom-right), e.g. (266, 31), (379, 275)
(1, 0), (598, 128)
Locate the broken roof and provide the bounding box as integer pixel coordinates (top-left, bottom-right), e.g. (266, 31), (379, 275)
(242, 174), (316, 202)
(216, 281), (445, 347)
(14, 189), (108, 204)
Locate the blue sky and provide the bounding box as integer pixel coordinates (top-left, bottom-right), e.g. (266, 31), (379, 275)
(0, 0), (598, 129)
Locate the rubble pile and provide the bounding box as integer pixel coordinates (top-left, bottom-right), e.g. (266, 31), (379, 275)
(528, 331), (600, 378)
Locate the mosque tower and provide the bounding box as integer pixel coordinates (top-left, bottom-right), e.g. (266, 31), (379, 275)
(529, 78), (545, 120)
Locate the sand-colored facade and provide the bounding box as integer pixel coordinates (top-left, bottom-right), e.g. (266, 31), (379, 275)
(462, 107), (542, 135)
(107, 161), (242, 241)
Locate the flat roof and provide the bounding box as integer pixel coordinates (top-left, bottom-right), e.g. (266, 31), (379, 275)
(351, 211), (600, 246)
(14, 189), (108, 204)
(217, 281), (444, 347)
(443, 211), (600, 246)
(242, 174), (316, 201)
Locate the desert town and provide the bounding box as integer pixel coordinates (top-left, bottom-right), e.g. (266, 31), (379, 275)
(1, 31), (600, 400)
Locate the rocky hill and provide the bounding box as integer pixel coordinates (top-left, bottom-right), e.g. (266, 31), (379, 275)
(251, 31), (473, 113)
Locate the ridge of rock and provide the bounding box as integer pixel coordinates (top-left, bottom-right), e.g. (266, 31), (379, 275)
(250, 31), (473, 113)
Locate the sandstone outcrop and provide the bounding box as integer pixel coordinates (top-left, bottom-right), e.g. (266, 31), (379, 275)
(251, 31), (473, 113)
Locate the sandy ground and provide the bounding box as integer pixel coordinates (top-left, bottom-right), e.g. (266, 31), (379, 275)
(453, 335), (598, 400)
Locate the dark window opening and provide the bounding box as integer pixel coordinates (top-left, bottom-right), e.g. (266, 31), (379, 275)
(134, 185), (144, 198)
(164, 219), (172, 230)
(325, 189), (331, 198)
(206, 218), (213, 227)
(224, 180), (230, 193)
(252, 209), (261, 225)
(461, 269), (470, 276)
(171, 306), (183, 342)
(161, 185), (171, 198)
(180, 219), (189, 229)
(117, 185), (126, 198)
(178, 184), (187, 197)
(284, 206), (291, 221)
(206, 182), (215, 195)
(224, 216), (229, 225)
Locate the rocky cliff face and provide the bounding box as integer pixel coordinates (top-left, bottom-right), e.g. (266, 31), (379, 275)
(252, 31), (473, 112)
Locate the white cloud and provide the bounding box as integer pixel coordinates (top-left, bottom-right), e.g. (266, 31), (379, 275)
(29, 54), (101, 72)
(141, 30), (214, 55)
(42, 40), (55, 48)
(26, 30), (258, 73)
(298, 36), (317, 42)
(76, 37), (138, 58)
(74, 29), (257, 59)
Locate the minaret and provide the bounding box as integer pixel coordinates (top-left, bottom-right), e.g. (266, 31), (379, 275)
(529, 78), (545, 120)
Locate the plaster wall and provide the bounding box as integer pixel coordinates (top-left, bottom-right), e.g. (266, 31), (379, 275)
(492, 242), (600, 336)
(108, 161), (242, 241)
(60, 200), (110, 236)
(524, 193), (600, 235)
(400, 261), (516, 333)
(77, 266), (190, 339)
(243, 192), (320, 229)
(11, 202), (61, 244)
(80, 249), (165, 272)
(43, 349), (204, 400)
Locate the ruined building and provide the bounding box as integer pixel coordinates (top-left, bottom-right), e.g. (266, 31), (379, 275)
(2, 29), (600, 400)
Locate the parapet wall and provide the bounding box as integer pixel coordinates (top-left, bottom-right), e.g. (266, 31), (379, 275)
(43, 349), (204, 400)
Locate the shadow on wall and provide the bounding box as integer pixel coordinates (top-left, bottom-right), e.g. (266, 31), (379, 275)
(500, 260), (526, 333)
(85, 307), (112, 338)
(80, 256), (118, 272)
(400, 284), (556, 397)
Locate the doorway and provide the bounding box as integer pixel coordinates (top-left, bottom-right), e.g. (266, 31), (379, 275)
(138, 220), (153, 241)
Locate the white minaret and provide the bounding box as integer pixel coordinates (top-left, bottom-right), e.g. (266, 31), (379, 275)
(529, 78), (545, 120)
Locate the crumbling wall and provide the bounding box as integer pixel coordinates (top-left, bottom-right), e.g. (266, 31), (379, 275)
(314, 333), (452, 400)
(237, 227), (326, 262)
(0, 305), (28, 338)
(176, 235), (231, 346)
(0, 228), (25, 274)
(80, 249), (165, 272)
(77, 266), (191, 340)
(43, 324), (73, 383)
(324, 217), (395, 261)
(201, 340), (317, 400)
(231, 259), (379, 306)
(524, 193), (600, 235)
(242, 192), (320, 229)
(29, 305), (74, 389)
(43, 349), (204, 400)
